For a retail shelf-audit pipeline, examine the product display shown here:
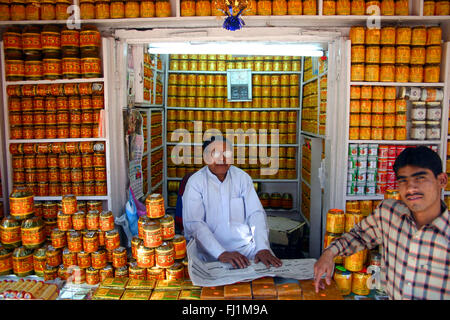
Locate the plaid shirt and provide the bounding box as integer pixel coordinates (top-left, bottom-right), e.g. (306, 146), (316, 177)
(327, 199), (450, 300)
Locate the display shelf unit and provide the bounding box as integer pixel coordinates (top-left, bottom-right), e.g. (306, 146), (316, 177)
(0, 38), (113, 211)
(164, 54), (305, 217)
(131, 45), (166, 106)
(137, 106), (165, 200)
(340, 39), (450, 209)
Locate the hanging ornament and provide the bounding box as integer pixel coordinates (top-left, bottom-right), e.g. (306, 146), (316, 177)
(218, 0), (249, 31)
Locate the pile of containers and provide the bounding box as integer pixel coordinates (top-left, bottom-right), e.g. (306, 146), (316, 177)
(9, 142), (107, 197)
(0, 0), (74, 21)
(7, 83), (104, 140)
(322, 0), (410, 15)
(180, 0), (318, 16)
(349, 86), (407, 140)
(350, 25), (443, 83)
(79, 0), (172, 19)
(347, 144), (439, 195)
(3, 25), (102, 82)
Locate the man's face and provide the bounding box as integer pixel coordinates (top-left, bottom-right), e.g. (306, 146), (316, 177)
(396, 165), (447, 214)
(204, 141), (233, 177)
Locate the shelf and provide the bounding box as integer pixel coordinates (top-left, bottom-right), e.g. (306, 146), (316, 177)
(350, 82), (446, 87)
(8, 138), (107, 144)
(34, 196), (109, 201)
(169, 70), (226, 74)
(348, 140), (441, 145)
(135, 103), (164, 108)
(166, 177), (298, 182)
(3, 15), (449, 29)
(151, 145), (163, 153)
(301, 178), (311, 189)
(302, 77), (318, 85)
(165, 142), (299, 147)
(166, 107), (301, 111)
(5, 78), (105, 86)
(301, 131), (325, 139)
(151, 181), (163, 191)
(345, 195), (385, 201)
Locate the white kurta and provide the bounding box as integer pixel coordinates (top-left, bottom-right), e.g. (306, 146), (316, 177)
(182, 165), (271, 262)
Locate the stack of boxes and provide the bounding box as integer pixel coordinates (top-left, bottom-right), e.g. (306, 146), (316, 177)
(347, 144), (378, 196)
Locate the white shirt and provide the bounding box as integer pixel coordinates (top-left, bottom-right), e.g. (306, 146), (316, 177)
(182, 165), (271, 261)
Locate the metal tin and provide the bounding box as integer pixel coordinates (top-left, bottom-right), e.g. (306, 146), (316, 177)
(99, 210), (114, 232)
(105, 229), (120, 251)
(86, 210), (99, 230)
(91, 249), (107, 270)
(155, 242), (175, 268)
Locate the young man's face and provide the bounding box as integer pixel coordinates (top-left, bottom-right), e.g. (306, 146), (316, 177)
(204, 141), (233, 177)
(396, 165), (447, 214)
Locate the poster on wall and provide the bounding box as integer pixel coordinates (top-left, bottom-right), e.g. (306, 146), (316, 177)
(125, 109), (144, 199)
(227, 69), (252, 102)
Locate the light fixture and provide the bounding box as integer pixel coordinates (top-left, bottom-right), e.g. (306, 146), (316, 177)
(148, 41), (324, 57)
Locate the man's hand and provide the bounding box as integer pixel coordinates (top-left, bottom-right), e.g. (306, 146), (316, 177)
(313, 249), (336, 293)
(218, 251), (250, 269)
(254, 249), (283, 268)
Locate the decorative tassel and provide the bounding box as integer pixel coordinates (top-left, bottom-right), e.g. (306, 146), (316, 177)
(217, 0), (248, 31)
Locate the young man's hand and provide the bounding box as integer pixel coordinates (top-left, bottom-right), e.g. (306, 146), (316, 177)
(313, 249), (336, 293)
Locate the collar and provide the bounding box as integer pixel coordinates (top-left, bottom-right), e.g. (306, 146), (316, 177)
(206, 165), (232, 184)
(397, 199), (450, 235)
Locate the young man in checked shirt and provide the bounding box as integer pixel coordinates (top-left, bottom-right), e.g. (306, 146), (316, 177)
(314, 146), (449, 299)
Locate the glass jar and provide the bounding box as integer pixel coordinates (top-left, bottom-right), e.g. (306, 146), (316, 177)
(423, 0), (435, 15)
(110, 0), (125, 18)
(336, 0), (350, 15)
(140, 0), (155, 17)
(180, 0), (195, 16)
(273, 0), (288, 15)
(196, 0), (211, 16)
(411, 101), (426, 121)
(287, 0), (302, 14)
(125, 0), (140, 17)
(426, 102), (442, 121)
(426, 121), (441, 140)
(257, 0), (272, 14)
(380, 0), (394, 15)
(410, 121), (426, 140)
(10, 1), (26, 21)
(25, 1), (40, 20)
(323, 0), (336, 15)
(95, 1), (110, 19)
(351, 0), (365, 14)
(395, 0), (408, 15)
(80, 0), (95, 19)
(155, 0), (171, 17)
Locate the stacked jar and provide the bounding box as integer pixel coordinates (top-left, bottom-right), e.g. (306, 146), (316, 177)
(423, 0), (450, 15)
(398, 86), (444, 141)
(81, 0), (171, 18)
(150, 147), (164, 189)
(167, 55), (300, 109)
(323, 207), (380, 296)
(348, 85), (407, 140)
(0, 0), (74, 21)
(302, 79), (319, 134)
(178, 0), (317, 16)
(7, 83), (104, 140)
(319, 75), (328, 136)
(347, 144), (379, 196)
(345, 199), (381, 217)
(142, 52), (164, 104)
(323, 0), (409, 15)
(375, 144), (438, 193)
(9, 141), (107, 197)
(131, 194), (188, 282)
(3, 25), (102, 81)
(350, 26), (442, 83)
(165, 110), (297, 180)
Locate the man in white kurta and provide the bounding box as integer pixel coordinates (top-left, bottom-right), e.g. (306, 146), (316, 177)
(182, 136), (282, 269)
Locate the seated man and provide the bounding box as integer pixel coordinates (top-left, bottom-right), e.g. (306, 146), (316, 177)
(182, 135), (282, 269)
(314, 146), (450, 299)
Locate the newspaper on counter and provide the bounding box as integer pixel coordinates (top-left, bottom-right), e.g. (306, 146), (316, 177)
(187, 239), (317, 287)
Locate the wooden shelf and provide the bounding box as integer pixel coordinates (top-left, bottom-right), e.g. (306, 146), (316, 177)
(34, 196), (109, 201)
(345, 195), (385, 201)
